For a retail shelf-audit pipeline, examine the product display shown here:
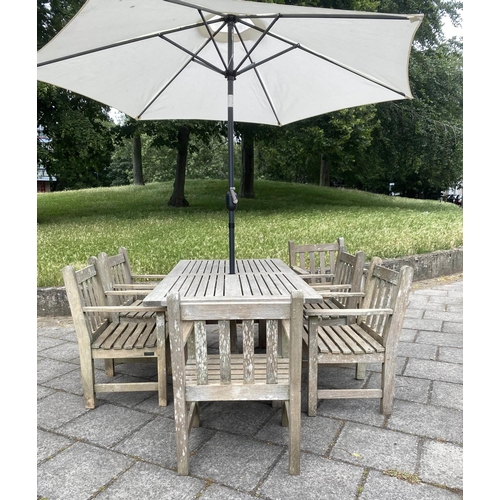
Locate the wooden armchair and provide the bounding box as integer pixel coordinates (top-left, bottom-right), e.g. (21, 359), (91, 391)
(288, 238), (346, 284)
(304, 249), (367, 380)
(62, 262), (168, 408)
(303, 259), (413, 416)
(167, 291), (304, 475)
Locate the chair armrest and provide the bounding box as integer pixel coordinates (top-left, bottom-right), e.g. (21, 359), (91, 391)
(317, 291), (365, 298)
(132, 274), (166, 280)
(304, 307), (393, 317)
(311, 284), (352, 290)
(298, 273), (334, 279)
(83, 305), (165, 313)
(113, 284), (157, 290)
(105, 290), (151, 296)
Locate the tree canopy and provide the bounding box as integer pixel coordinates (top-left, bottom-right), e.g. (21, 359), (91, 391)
(37, 0), (462, 199)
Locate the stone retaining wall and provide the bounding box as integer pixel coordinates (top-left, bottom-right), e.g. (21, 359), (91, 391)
(37, 248), (463, 317)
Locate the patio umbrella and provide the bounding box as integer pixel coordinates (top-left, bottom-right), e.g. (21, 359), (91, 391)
(37, 0), (423, 273)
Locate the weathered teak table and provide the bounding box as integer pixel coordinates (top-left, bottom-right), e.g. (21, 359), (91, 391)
(142, 258), (323, 307)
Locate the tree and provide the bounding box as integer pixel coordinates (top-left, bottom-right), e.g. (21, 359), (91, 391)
(169, 125), (191, 207)
(38, 0), (115, 190)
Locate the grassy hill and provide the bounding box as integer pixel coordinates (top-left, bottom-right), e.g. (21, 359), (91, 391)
(37, 179), (463, 287)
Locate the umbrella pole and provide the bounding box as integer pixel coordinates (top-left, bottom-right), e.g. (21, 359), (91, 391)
(226, 16), (238, 274)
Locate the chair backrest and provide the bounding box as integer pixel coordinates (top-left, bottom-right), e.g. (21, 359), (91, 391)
(330, 250), (366, 309)
(62, 263), (110, 346)
(359, 260), (414, 347)
(167, 291), (304, 396)
(288, 238), (346, 283)
(90, 251), (135, 308)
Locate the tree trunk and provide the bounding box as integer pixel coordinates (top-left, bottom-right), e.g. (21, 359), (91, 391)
(320, 154), (331, 187)
(168, 125), (190, 207)
(239, 131), (255, 198)
(132, 133), (144, 186)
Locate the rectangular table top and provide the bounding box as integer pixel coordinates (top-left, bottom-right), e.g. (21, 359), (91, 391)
(142, 258), (323, 308)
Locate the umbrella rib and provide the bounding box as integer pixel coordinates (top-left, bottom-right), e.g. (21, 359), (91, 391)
(233, 17), (280, 74)
(37, 20), (219, 67)
(233, 26), (281, 125)
(297, 43), (407, 97)
(242, 21), (408, 98)
(159, 34), (226, 76)
(199, 10), (228, 72)
(137, 35), (223, 119)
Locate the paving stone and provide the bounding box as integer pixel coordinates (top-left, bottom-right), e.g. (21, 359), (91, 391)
(404, 359), (462, 384)
(400, 328), (418, 342)
(424, 310), (463, 322)
(37, 357), (79, 384)
(37, 429), (75, 463)
(369, 374), (431, 404)
(442, 321), (463, 334)
(404, 308), (425, 319)
(195, 400), (277, 436)
(199, 483), (256, 499)
(59, 403), (154, 447)
(42, 365), (118, 396)
(397, 341), (438, 360)
(256, 411), (342, 455)
(37, 391), (90, 430)
(37, 385), (56, 400)
(402, 318), (443, 332)
(359, 470), (461, 499)
(412, 289), (448, 297)
(316, 365), (369, 387)
(387, 400), (462, 444)
(258, 452), (363, 500)
(330, 422), (419, 471)
(37, 441), (135, 500)
(95, 461), (205, 500)
(438, 347), (462, 364)
(430, 381), (462, 410)
(37, 336), (67, 351)
(38, 340), (80, 362)
(419, 440), (463, 490)
(134, 392), (176, 417)
(416, 331), (462, 348)
(115, 415), (214, 469)
(318, 398), (385, 427)
(188, 432), (283, 492)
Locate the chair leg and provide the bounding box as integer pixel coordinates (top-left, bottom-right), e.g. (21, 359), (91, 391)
(356, 363), (366, 380)
(174, 401), (190, 475)
(104, 359), (115, 377)
(80, 353), (96, 409)
(307, 317), (319, 417)
(288, 394), (301, 474)
(156, 311), (168, 407)
(380, 360), (396, 416)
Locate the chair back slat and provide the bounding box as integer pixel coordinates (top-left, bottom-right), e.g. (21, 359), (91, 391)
(63, 263), (109, 343)
(360, 262), (413, 342)
(288, 238), (346, 284)
(330, 250), (366, 309)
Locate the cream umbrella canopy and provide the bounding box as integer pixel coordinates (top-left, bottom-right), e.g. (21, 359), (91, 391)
(37, 0), (423, 273)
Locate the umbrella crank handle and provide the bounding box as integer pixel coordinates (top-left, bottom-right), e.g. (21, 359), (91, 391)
(226, 187), (238, 211)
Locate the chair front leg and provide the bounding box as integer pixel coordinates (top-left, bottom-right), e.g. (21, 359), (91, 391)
(156, 311), (168, 407)
(307, 315), (319, 417)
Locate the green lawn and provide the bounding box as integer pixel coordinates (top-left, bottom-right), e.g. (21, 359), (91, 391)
(37, 179), (463, 288)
